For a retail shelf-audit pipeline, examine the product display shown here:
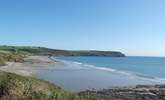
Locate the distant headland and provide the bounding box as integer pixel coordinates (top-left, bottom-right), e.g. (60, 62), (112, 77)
(0, 45), (125, 57)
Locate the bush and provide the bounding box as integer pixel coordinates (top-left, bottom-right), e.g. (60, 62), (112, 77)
(0, 57), (5, 66)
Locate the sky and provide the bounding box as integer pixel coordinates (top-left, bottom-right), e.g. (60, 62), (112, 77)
(0, 0), (165, 57)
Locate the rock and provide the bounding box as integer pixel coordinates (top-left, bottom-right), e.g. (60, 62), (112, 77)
(80, 85), (165, 100)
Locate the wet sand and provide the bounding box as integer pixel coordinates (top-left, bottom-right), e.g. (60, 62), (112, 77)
(37, 58), (165, 92)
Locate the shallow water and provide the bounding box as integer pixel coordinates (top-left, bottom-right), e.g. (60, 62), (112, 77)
(37, 56), (165, 92)
(58, 56), (165, 79)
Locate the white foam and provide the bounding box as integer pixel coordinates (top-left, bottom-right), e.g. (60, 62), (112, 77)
(72, 61), (83, 65)
(53, 57), (165, 83)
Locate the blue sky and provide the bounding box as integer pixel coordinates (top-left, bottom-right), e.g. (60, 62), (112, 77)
(0, 0), (165, 56)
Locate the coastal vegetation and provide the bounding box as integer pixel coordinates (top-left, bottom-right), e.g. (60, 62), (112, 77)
(0, 50), (24, 66)
(0, 71), (102, 100)
(0, 45), (125, 57)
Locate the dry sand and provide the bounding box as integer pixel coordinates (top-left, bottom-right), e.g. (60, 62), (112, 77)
(0, 56), (58, 76)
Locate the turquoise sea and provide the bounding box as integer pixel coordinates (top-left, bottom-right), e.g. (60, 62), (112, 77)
(38, 56), (165, 92)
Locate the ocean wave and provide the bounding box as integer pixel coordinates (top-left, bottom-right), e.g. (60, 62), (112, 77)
(72, 61), (83, 65)
(53, 57), (165, 83)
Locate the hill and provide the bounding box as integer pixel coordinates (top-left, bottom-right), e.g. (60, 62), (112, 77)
(0, 45), (125, 57)
(0, 71), (102, 100)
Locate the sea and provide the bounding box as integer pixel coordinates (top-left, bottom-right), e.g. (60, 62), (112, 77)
(38, 56), (165, 92)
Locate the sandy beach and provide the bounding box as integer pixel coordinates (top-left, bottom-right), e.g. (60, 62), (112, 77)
(0, 56), (58, 76)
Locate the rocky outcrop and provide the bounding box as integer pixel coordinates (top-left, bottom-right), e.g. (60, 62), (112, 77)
(79, 85), (165, 100)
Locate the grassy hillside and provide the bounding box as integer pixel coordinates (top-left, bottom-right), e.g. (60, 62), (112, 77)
(0, 50), (24, 66)
(0, 45), (125, 57)
(0, 71), (102, 100)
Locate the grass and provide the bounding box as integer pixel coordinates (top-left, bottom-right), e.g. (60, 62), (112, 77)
(0, 71), (103, 100)
(0, 51), (24, 65)
(0, 59), (5, 66)
(0, 45), (125, 57)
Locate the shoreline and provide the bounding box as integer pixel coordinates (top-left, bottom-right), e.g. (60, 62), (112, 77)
(0, 56), (58, 76)
(1, 56), (165, 99)
(37, 56), (165, 92)
(1, 56), (165, 92)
